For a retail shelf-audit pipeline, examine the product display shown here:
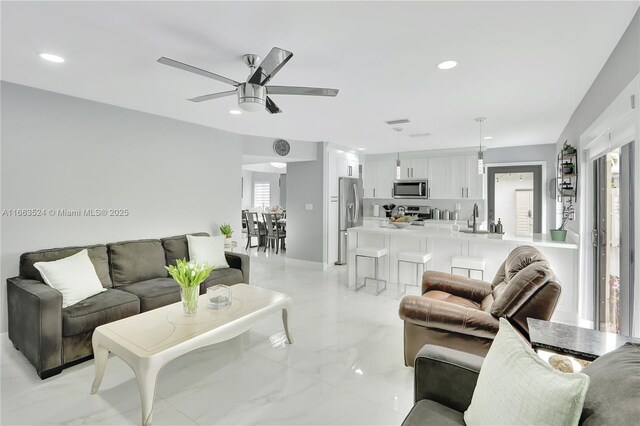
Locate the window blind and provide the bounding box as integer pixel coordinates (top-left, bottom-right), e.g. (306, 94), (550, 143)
(253, 182), (270, 209)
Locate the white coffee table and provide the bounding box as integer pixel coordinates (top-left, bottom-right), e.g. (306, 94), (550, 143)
(90, 284), (292, 425)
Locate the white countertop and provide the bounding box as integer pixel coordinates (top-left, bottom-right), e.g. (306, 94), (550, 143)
(348, 225), (578, 249)
(363, 216), (478, 225)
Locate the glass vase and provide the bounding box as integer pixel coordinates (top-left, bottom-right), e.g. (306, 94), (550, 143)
(180, 286), (199, 316)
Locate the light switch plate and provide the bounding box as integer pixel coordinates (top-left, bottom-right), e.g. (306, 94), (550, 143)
(305, 204), (313, 210)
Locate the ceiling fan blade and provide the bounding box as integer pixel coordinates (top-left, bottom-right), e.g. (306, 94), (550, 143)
(247, 47), (293, 86)
(187, 89), (237, 103)
(267, 86), (339, 97)
(157, 57), (239, 87)
(265, 96), (282, 114)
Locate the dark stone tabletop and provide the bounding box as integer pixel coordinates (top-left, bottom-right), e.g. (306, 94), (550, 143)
(527, 318), (640, 361)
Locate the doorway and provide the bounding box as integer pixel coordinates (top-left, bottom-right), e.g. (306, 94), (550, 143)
(593, 142), (634, 334)
(487, 166), (543, 234)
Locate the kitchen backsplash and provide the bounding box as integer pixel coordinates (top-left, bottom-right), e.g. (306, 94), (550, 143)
(363, 198), (482, 221)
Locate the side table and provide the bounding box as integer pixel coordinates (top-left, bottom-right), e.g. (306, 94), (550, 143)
(527, 318), (639, 361)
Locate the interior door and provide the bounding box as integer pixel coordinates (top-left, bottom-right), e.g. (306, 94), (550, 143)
(487, 165), (542, 233)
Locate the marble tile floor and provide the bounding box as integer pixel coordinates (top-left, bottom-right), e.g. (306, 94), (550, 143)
(1, 248), (423, 425)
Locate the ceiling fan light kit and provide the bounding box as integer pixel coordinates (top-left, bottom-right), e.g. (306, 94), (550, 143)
(158, 47), (338, 114)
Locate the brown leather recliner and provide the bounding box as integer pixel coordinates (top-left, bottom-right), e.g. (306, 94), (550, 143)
(399, 245), (561, 366)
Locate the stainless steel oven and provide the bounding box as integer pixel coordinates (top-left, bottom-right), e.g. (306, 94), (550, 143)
(393, 179), (429, 199)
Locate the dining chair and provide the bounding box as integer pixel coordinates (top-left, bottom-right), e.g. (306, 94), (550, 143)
(262, 213), (286, 254)
(245, 211), (265, 249)
(241, 209), (249, 234)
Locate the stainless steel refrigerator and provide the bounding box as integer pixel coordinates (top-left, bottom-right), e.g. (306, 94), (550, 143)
(335, 177), (363, 265)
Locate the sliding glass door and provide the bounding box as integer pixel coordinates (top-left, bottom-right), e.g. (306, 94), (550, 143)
(593, 142), (634, 335)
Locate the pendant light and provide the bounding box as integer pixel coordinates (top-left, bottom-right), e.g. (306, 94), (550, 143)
(474, 117), (486, 174)
(394, 127), (403, 179)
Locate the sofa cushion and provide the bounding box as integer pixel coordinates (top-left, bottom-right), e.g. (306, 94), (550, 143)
(35, 249), (107, 309)
(504, 245), (548, 282)
(119, 277), (181, 312)
(20, 244), (112, 288)
(464, 319), (590, 426)
(161, 232), (210, 267)
(62, 288), (140, 336)
(108, 239), (167, 287)
(490, 263), (554, 318)
(402, 400), (464, 426)
(580, 342), (640, 425)
(424, 290), (481, 310)
(200, 268), (244, 293)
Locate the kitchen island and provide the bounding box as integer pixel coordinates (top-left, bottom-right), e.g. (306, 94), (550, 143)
(347, 224), (579, 324)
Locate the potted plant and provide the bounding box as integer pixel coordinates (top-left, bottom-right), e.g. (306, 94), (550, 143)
(219, 223), (233, 249)
(550, 205), (574, 241)
(166, 259), (215, 316)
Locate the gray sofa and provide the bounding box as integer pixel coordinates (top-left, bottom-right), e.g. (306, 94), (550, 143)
(7, 232), (250, 379)
(402, 342), (640, 425)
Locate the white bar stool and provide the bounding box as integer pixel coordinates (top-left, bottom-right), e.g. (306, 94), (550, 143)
(451, 256), (486, 280)
(397, 251), (432, 297)
(355, 247), (388, 295)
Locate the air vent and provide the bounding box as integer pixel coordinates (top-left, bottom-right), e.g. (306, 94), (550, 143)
(385, 118), (410, 125)
(409, 132), (431, 138)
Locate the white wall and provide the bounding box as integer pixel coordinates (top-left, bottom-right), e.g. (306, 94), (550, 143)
(241, 170), (253, 210)
(0, 82), (243, 332)
(552, 10), (639, 333)
(555, 10), (639, 234)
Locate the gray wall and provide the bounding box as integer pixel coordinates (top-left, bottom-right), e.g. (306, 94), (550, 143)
(484, 143), (558, 231)
(285, 143), (325, 263)
(279, 174), (287, 208)
(555, 9), (639, 233)
(0, 82), (243, 332)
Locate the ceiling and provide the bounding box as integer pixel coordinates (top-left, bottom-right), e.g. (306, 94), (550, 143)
(1, 1), (637, 154)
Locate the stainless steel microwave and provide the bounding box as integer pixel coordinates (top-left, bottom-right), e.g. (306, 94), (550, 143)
(393, 179), (429, 199)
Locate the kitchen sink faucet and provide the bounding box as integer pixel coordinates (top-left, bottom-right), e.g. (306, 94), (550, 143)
(468, 203), (479, 233)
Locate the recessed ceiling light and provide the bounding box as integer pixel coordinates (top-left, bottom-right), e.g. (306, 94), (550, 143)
(229, 109), (242, 115)
(483, 136), (493, 140)
(437, 60), (457, 70)
(336, 150), (344, 154)
(357, 148), (365, 151)
(270, 162), (287, 169)
(39, 53), (65, 63)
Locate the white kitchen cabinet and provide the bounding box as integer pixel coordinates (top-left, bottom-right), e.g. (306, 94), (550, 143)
(465, 155), (484, 199)
(364, 160), (395, 199)
(401, 158), (428, 179)
(337, 156), (359, 178)
(328, 153), (339, 197)
(375, 160), (396, 198)
(348, 159), (359, 177)
(447, 155), (484, 199)
(449, 156), (467, 199)
(428, 157), (450, 199)
(327, 199), (339, 264)
(363, 161), (376, 198)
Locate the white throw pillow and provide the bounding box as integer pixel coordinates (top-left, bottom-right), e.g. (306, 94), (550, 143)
(34, 249), (107, 308)
(187, 235), (229, 269)
(464, 318), (590, 426)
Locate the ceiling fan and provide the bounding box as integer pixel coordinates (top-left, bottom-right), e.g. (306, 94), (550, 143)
(157, 47), (339, 114)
